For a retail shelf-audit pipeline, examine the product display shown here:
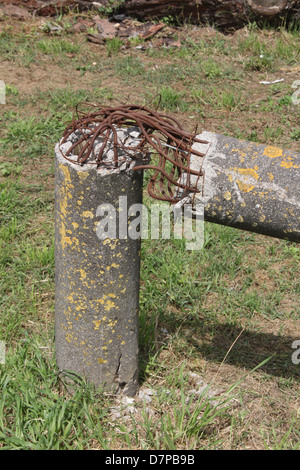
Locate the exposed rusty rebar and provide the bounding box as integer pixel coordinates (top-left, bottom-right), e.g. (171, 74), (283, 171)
(60, 103), (209, 204)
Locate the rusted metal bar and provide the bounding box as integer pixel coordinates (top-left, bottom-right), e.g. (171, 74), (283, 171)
(60, 103), (209, 204)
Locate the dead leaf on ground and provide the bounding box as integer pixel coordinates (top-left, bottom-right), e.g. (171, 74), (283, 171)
(93, 16), (118, 39)
(86, 33), (105, 44)
(0, 5), (32, 19)
(156, 38), (182, 48)
(140, 23), (165, 40)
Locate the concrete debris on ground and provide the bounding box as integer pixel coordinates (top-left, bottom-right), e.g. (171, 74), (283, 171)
(109, 375), (235, 422)
(0, 5), (181, 50)
(0, 4), (32, 19)
(85, 16), (177, 48)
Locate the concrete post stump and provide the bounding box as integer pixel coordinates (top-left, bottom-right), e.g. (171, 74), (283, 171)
(54, 132), (143, 396)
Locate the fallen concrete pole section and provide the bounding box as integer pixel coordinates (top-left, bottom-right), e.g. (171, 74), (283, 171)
(189, 132), (300, 243)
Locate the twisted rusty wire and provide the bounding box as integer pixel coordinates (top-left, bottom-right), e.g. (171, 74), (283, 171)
(60, 103), (209, 204)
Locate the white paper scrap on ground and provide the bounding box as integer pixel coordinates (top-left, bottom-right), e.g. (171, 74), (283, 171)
(259, 79), (284, 85)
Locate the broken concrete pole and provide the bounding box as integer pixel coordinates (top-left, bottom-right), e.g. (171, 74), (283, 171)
(54, 128), (143, 396)
(190, 132), (300, 243)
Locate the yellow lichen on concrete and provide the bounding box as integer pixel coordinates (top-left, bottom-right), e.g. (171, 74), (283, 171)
(263, 146), (283, 159)
(58, 164), (83, 250)
(77, 171), (89, 181)
(280, 156), (300, 169)
(236, 181), (255, 193)
(82, 211), (94, 219)
(59, 164), (73, 217)
(60, 164), (73, 186)
(237, 168), (259, 180)
(232, 167), (260, 193)
(80, 269), (87, 280)
(59, 221), (72, 249)
(97, 357), (108, 364)
(105, 300), (117, 312)
(223, 191), (232, 201)
(102, 238), (121, 250)
(93, 319), (101, 330)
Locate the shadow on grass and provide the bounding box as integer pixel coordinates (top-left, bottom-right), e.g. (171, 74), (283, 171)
(196, 322), (299, 381)
(139, 315), (300, 383)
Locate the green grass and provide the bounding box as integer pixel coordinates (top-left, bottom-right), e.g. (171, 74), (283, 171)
(0, 14), (299, 450)
(106, 37), (123, 56)
(202, 58), (223, 79)
(36, 38), (81, 55)
(0, 32), (35, 67)
(0, 339), (240, 450)
(0, 338), (111, 450)
(114, 55), (145, 77)
(2, 116), (57, 143)
(153, 86), (189, 112)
